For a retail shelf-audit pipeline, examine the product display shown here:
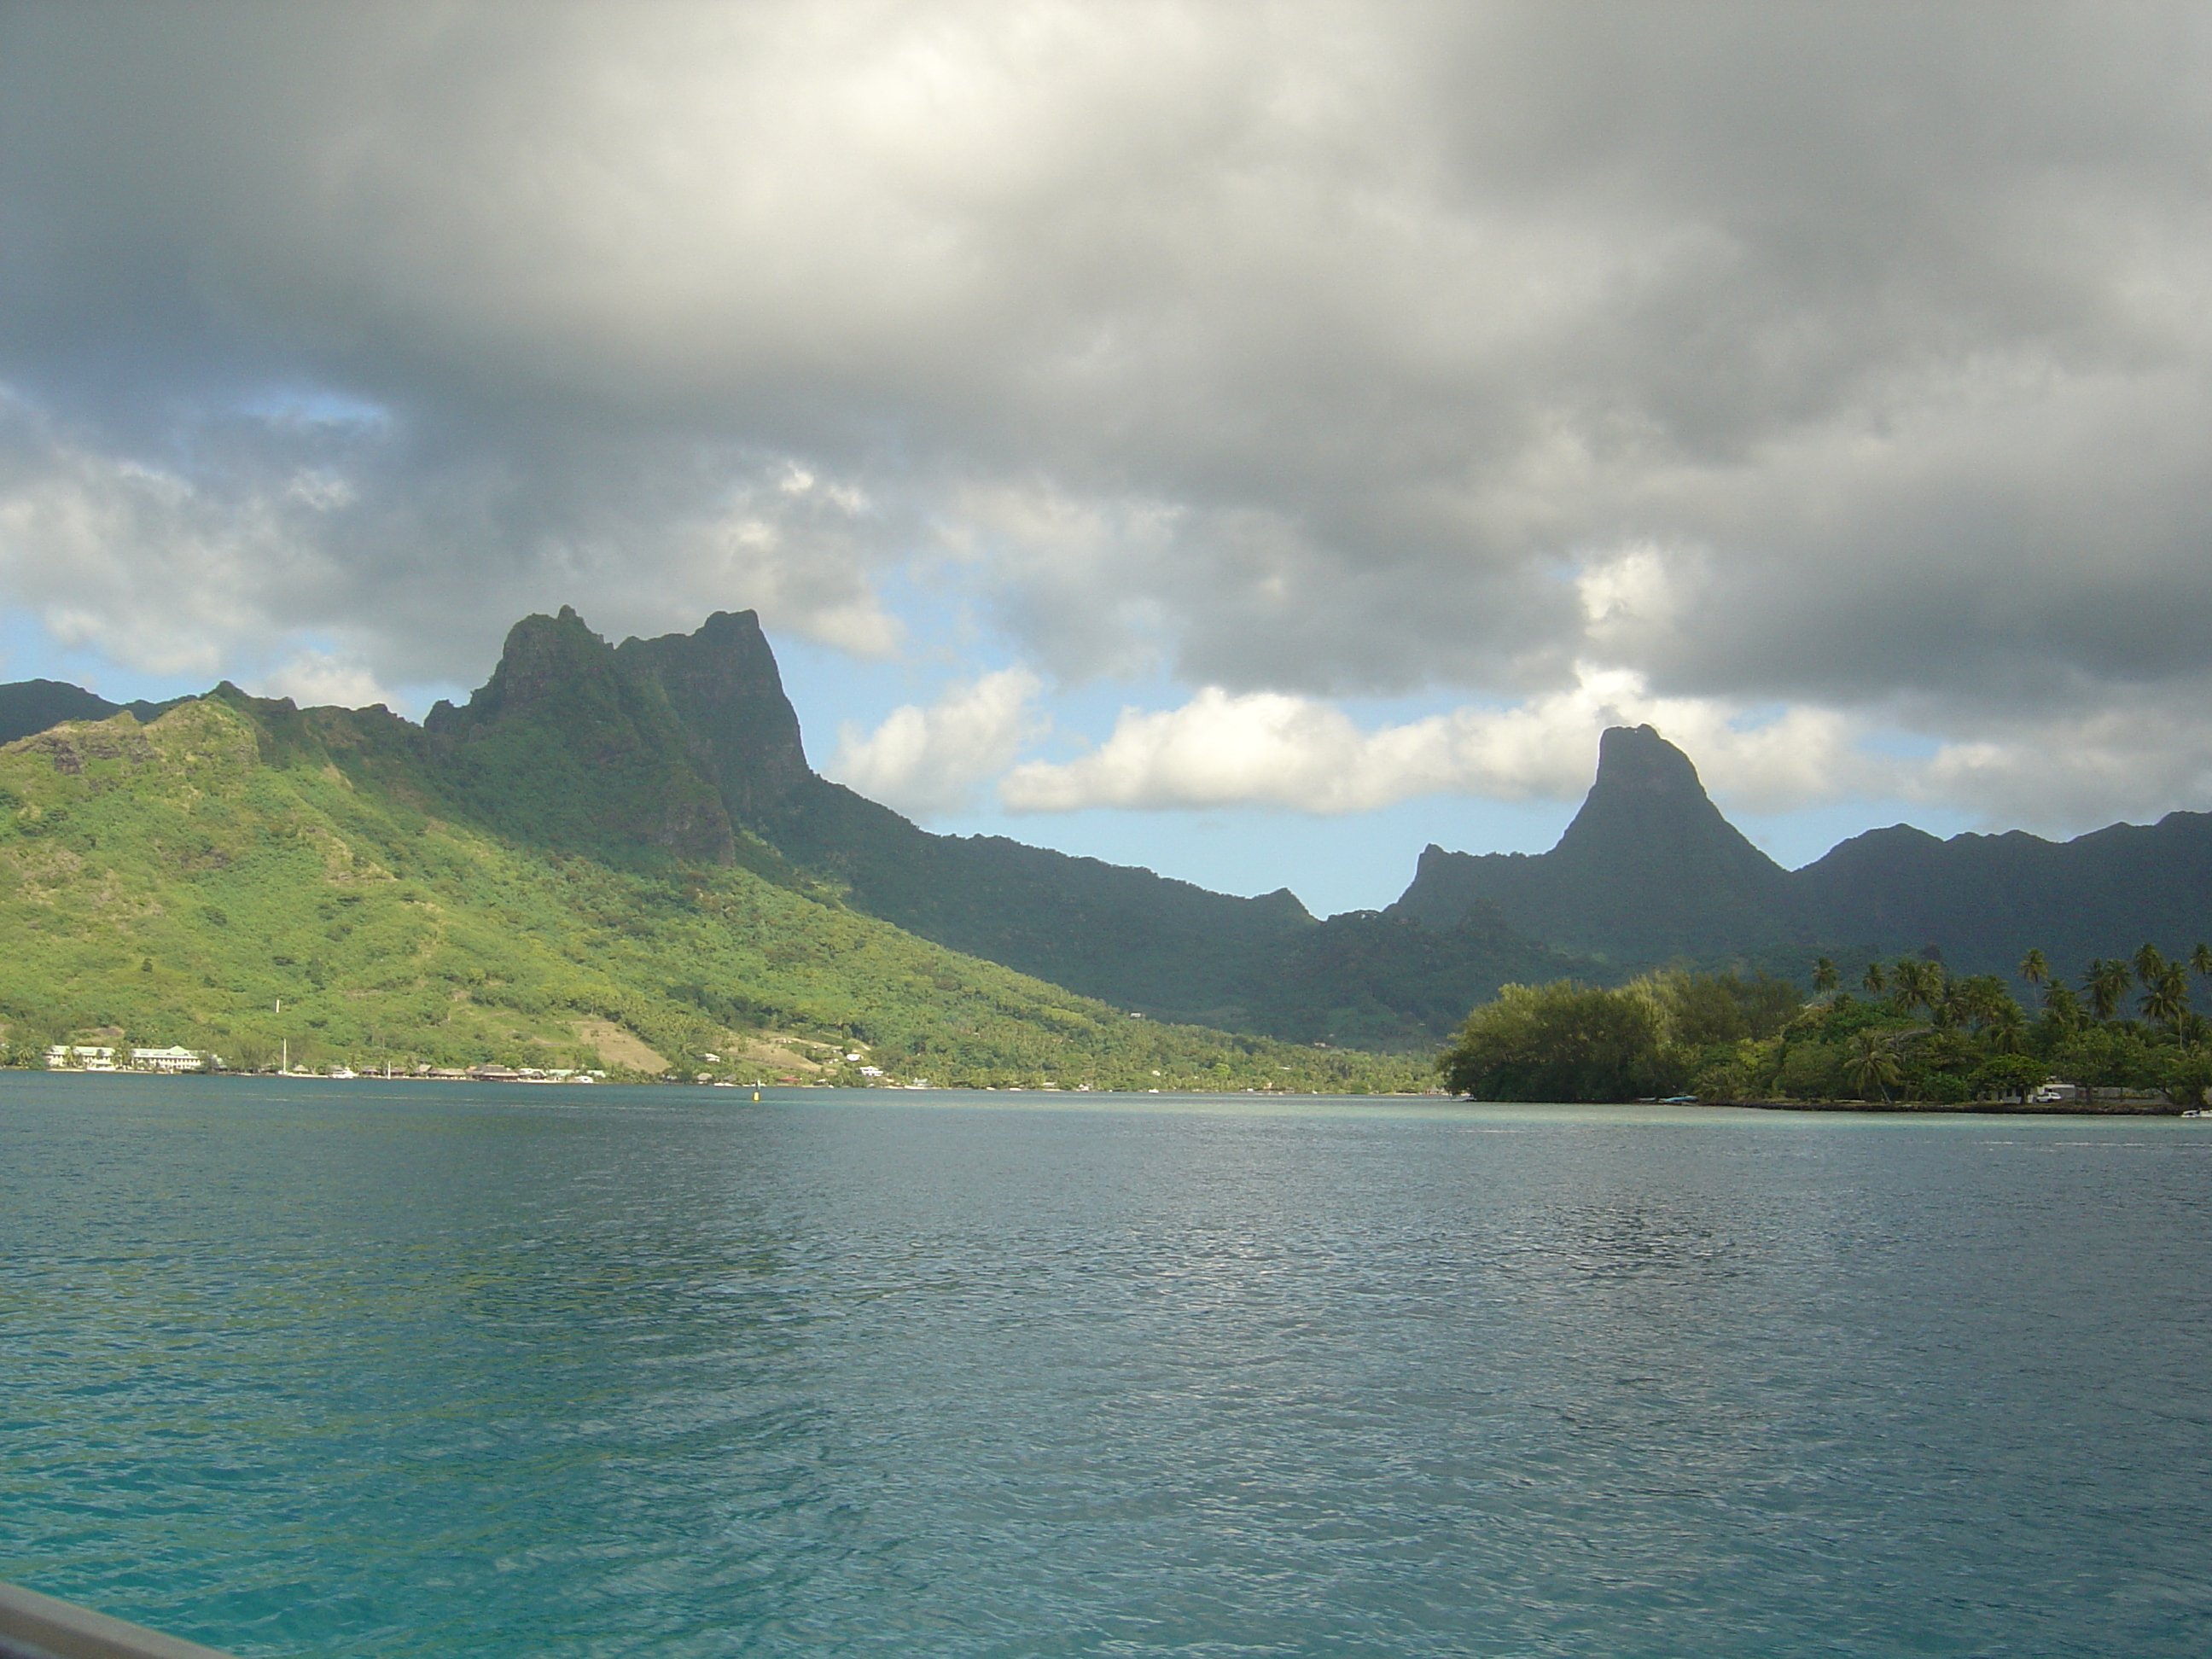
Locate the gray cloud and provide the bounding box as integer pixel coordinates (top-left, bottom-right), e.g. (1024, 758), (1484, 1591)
(3, 1), (2210, 794)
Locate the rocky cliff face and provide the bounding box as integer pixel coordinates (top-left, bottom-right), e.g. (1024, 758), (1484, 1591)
(425, 607), (737, 865)
(615, 610), (812, 823)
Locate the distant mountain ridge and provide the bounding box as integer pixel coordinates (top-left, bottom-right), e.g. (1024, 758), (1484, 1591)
(15, 613), (2204, 1031)
(1395, 723), (2212, 981)
(0, 679), (185, 745)
(1791, 814), (2212, 977)
(1391, 725), (1792, 962)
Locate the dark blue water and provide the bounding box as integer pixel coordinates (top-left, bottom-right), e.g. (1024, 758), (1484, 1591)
(3, 1075), (2209, 1656)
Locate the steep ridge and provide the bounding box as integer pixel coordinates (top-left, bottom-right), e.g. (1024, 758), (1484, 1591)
(1792, 814), (2212, 975)
(1392, 725), (1796, 963)
(603, 608), (1328, 1021)
(597, 609), (1574, 1039)
(1394, 722), (2212, 981)
(0, 608), (1575, 1047)
(424, 607), (737, 864)
(614, 610), (813, 822)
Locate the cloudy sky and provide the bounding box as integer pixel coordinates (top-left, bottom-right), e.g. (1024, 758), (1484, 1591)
(5, 2), (2212, 913)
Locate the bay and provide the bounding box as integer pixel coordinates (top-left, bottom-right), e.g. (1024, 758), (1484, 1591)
(3, 1074), (2209, 1656)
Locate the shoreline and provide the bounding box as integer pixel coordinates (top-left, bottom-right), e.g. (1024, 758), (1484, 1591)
(1705, 1097), (2186, 1116)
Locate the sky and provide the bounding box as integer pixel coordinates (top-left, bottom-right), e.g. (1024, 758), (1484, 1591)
(3, 2), (2208, 916)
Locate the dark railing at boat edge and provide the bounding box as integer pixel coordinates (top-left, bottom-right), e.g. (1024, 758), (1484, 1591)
(0, 1580), (240, 1659)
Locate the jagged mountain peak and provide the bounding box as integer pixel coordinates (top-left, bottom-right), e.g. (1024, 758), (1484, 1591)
(1391, 724), (1791, 959)
(422, 606), (736, 864)
(615, 608), (812, 822)
(1594, 723), (1703, 792)
(425, 606), (616, 732)
(1551, 725), (1782, 879)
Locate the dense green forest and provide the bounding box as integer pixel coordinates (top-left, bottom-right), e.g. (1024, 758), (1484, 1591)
(1440, 949), (2212, 1106)
(0, 694), (1425, 1091)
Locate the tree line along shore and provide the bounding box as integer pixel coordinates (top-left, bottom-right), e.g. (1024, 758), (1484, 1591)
(1437, 946), (2212, 1110)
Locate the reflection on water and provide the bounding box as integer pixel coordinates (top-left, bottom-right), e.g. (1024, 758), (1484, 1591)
(3, 1077), (2209, 1657)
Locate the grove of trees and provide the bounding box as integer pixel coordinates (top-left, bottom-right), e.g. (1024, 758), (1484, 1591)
(1439, 946), (2212, 1105)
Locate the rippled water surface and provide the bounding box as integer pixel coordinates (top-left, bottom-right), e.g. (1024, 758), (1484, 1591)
(4, 1076), (2210, 1656)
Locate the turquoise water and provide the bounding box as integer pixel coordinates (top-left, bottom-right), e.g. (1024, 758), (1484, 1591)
(3, 1076), (2209, 1656)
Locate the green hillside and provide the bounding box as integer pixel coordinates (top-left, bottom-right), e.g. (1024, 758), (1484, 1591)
(460, 606), (1580, 1045)
(0, 692), (1424, 1091)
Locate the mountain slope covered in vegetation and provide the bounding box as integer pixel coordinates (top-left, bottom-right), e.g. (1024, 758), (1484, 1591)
(420, 606), (1583, 1045)
(0, 689), (1423, 1090)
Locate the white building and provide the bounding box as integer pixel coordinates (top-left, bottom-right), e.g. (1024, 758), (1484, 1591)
(45, 1045), (117, 1071)
(131, 1046), (203, 1073)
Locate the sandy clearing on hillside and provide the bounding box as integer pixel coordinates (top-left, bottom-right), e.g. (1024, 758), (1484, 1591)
(572, 1019), (670, 1073)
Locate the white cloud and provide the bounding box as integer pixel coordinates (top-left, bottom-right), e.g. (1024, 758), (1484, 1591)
(0, 391), (349, 677)
(255, 649), (394, 710)
(5, 5), (2212, 835)
(1000, 667), (2212, 844)
(999, 667), (1878, 816)
(826, 667), (1045, 818)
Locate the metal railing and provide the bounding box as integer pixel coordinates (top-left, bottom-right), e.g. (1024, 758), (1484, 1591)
(0, 1581), (239, 1659)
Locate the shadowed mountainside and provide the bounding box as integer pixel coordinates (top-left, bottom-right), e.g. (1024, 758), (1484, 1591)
(1394, 723), (2212, 981)
(434, 608), (1582, 1042)
(0, 680), (184, 744)
(18, 614), (2212, 1034)
(1392, 725), (1794, 963)
(1790, 813), (2212, 976)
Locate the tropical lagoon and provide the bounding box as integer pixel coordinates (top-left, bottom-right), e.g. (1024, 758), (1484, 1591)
(4, 1074), (2209, 1656)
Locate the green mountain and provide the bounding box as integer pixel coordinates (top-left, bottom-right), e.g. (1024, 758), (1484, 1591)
(0, 605), (1584, 1065)
(413, 606), (1581, 1045)
(1394, 722), (2212, 986)
(1392, 725), (1797, 965)
(1790, 814), (2212, 979)
(0, 683), (1424, 1091)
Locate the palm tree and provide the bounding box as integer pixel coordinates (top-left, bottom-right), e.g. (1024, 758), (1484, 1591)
(2018, 948), (2049, 991)
(1889, 958), (1923, 1014)
(1931, 985), (1967, 1030)
(1950, 975), (2017, 1033)
(2133, 942), (2167, 988)
(2042, 980), (2083, 1030)
(1892, 958), (1943, 1017)
(1984, 999), (2027, 1054)
(1842, 1030), (1903, 1103)
(2144, 962), (2191, 1033)
(2192, 942), (2212, 982)
(1861, 961), (1887, 996)
(2086, 958), (2132, 1022)
(1812, 957), (1838, 998)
